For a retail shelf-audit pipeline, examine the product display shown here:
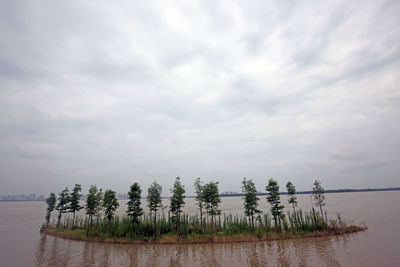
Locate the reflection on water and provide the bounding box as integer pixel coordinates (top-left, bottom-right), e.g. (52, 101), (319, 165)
(1, 191), (400, 266)
(34, 233), (362, 266)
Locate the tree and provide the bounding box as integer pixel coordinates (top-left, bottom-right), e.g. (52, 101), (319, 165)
(202, 181), (221, 228)
(85, 185), (103, 236)
(266, 178), (284, 231)
(147, 181), (162, 234)
(241, 178), (260, 229)
(69, 184), (83, 229)
(286, 181), (297, 214)
(312, 180), (326, 221)
(127, 182), (143, 225)
(170, 176), (185, 231)
(45, 192), (56, 224)
(102, 189), (119, 221)
(194, 177), (205, 227)
(56, 187), (69, 228)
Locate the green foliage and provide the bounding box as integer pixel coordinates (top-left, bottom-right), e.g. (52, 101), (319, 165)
(312, 180), (326, 207)
(45, 192), (56, 223)
(147, 181), (162, 234)
(48, 177), (361, 242)
(202, 181), (221, 226)
(286, 181), (297, 209)
(194, 177), (205, 226)
(169, 176), (185, 229)
(102, 189), (119, 221)
(266, 178), (284, 231)
(86, 185), (103, 217)
(56, 187), (70, 228)
(85, 185), (103, 236)
(126, 182), (143, 224)
(57, 206), (332, 241)
(312, 180), (326, 221)
(241, 178), (260, 228)
(147, 181), (162, 213)
(69, 184), (83, 213)
(69, 184), (83, 228)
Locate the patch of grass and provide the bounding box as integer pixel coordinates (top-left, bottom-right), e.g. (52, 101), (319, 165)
(41, 209), (366, 244)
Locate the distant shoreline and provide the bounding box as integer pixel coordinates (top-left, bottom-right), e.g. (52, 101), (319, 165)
(2, 187), (399, 202)
(220, 187), (400, 198)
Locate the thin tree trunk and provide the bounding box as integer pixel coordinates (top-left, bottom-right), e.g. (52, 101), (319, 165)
(278, 217), (282, 232)
(319, 204), (324, 222)
(293, 204), (297, 228)
(153, 211), (157, 237)
(72, 211), (76, 229)
(57, 210), (62, 228)
(312, 207), (317, 226)
(200, 207), (203, 227)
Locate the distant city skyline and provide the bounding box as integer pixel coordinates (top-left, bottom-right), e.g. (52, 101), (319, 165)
(1, 0), (400, 195)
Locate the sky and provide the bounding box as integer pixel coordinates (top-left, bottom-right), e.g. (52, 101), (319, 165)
(0, 0), (399, 196)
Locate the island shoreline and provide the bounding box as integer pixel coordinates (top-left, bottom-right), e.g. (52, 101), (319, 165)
(41, 225), (366, 245)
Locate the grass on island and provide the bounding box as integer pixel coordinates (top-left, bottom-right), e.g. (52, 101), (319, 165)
(41, 209), (366, 244)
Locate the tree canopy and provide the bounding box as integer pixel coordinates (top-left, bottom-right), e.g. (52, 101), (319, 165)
(127, 182), (143, 224)
(312, 180), (326, 220)
(241, 178), (260, 228)
(147, 181), (162, 233)
(56, 187), (69, 228)
(170, 176), (185, 229)
(266, 178), (284, 231)
(102, 189), (119, 221)
(45, 192), (56, 224)
(202, 181), (221, 227)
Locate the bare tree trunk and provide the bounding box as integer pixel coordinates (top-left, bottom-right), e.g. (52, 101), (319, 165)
(57, 210), (62, 228)
(319, 204), (324, 222)
(153, 211), (157, 237)
(72, 211), (76, 229)
(200, 207), (203, 227)
(278, 217), (282, 232)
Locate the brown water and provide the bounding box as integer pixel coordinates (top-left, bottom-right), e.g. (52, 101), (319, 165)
(1, 191), (400, 266)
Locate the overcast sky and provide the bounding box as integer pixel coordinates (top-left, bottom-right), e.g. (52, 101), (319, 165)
(1, 0), (399, 196)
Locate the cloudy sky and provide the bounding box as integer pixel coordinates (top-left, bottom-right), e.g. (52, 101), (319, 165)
(1, 0), (399, 196)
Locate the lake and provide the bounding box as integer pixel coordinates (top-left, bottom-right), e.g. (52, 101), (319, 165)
(0, 191), (399, 266)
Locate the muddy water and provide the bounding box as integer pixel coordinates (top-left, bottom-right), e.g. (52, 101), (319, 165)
(1, 191), (400, 266)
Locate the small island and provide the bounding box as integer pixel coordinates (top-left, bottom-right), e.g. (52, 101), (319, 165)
(41, 178), (366, 244)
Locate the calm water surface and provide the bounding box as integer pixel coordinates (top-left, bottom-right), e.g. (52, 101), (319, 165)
(1, 191), (399, 266)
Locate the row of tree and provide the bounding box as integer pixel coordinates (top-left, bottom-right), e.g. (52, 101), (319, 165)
(45, 178), (326, 235)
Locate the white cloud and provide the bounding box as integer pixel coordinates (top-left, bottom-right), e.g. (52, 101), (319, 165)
(0, 0), (399, 195)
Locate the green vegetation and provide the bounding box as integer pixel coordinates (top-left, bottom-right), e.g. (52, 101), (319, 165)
(126, 182), (143, 225)
(170, 176), (185, 231)
(266, 178), (285, 231)
(194, 177), (204, 227)
(147, 181), (162, 235)
(241, 178), (260, 229)
(313, 180), (326, 222)
(69, 184), (83, 229)
(286, 181), (297, 214)
(42, 178), (366, 244)
(45, 192), (56, 224)
(102, 189), (119, 221)
(56, 188), (69, 228)
(85, 185), (102, 236)
(202, 181), (221, 229)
